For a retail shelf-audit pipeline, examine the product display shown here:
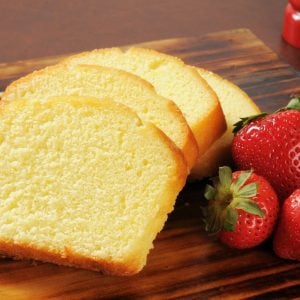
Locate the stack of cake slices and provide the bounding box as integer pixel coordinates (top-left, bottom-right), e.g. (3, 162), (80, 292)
(0, 47), (260, 275)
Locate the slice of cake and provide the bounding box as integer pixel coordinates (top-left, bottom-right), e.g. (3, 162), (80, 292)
(61, 47), (226, 176)
(190, 68), (261, 179)
(0, 96), (187, 275)
(2, 64), (198, 170)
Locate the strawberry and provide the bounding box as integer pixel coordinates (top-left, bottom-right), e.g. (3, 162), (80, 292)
(232, 97), (300, 200)
(273, 189), (300, 261)
(203, 166), (279, 249)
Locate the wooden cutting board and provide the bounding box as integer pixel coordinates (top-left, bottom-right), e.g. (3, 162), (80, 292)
(0, 28), (300, 300)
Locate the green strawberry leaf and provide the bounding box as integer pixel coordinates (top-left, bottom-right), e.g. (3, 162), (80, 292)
(275, 97), (300, 113)
(223, 208), (238, 231)
(204, 184), (216, 200)
(231, 170), (253, 194)
(219, 166), (232, 188)
(205, 206), (222, 234)
(235, 200), (265, 217)
(286, 97), (300, 111)
(232, 113), (267, 134)
(238, 182), (258, 198)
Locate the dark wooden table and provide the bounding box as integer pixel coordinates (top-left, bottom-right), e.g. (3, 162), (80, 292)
(0, 0), (300, 71)
(0, 2), (300, 300)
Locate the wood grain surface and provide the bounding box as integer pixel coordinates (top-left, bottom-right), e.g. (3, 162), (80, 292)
(0, 28), (300, 299)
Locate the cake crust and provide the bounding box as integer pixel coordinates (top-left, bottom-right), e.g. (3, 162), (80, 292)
(191, 68), (261, 179)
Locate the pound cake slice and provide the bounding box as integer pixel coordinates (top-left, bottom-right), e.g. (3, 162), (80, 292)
(0, 96), (187, 275)
(2, 64), (197, 170)
(62, 47), (226, 175)
(190, 68), (261, 179)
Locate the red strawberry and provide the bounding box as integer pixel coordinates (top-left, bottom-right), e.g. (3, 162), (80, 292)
(273, 189), (300, 261)
(203, 166), (279, 249)
(232, 97), (300, 200)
